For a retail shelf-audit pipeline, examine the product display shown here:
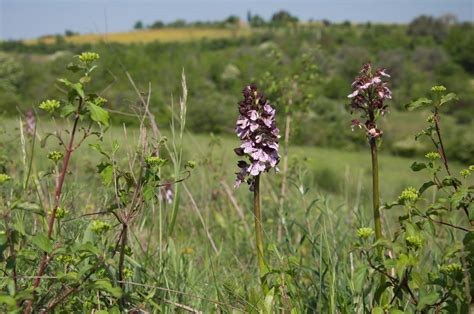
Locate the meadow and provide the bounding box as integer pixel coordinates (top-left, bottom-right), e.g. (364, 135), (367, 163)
(0, 18), (473, 313)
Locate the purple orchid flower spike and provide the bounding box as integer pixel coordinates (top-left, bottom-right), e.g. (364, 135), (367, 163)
(348, 63), (391, 140)
(234, 84), (280, 190)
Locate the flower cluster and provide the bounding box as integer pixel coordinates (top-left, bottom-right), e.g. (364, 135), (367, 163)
(357, 227), (375, 239)
(0, 173), (12, 184)
(440, 263), (463, 275)
(234, 84), (280, 189)
(48, 151), (64, 163)
(398, 186), (419, 204)
(25, 109), (36, 135)
(405, 235), (423, 250)
(425, 151), (441, 160)
(79, 52), (100, 64)
(39, 99), (61, 113)
(348, 63), (391, 140)
(159, 182), (174, 204)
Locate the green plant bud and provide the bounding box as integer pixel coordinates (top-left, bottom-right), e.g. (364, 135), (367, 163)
(90, 220), (111, 234)
(440, 263), (463, 275)
(356, 227), (374, 239)
(398, 187), (419, 204)
(0, 173), (12, 184)
(431, 85), (446, 93)
(47, 150), (64, 163)
(39, 99), (61, 113)
(405, 235), (423, 250)
(145, 156), (166, 167)
(185, 160), (196, 169)
(94, 96), (108, 106)
(123, 267), (134, 279)
(49, 207), (69, 219)
(460, 169), (471, 178)
(425, 152), (440, 160)
(79, 52), (100, 63)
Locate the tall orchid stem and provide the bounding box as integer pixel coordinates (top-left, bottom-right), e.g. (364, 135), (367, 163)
(253, 175), (268, 293)
(370, 138), (383, 241)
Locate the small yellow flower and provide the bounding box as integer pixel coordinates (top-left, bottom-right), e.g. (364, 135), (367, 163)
(357, 227), (374, 239)
(39, 99), (61, 113)
(431, 85), (446, 93)
(0, 173), (12, 184)
(398, 187), (419, 204)
(79, 52), (100, 63)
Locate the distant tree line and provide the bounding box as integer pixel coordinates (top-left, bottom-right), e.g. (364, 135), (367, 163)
(133, 10), (300, 30)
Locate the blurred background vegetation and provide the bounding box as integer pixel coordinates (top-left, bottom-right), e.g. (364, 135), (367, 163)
(1, 12), (473, 162)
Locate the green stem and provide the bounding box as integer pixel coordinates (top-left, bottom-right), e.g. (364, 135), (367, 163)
(370, 139), (382, 241)
(253, 175), (268, 293)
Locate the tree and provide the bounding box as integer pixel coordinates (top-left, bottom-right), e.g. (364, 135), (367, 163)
(270, 10), (298, 26)
(150, 20), (165, 29)
(407, 15), (447, 43)
(134, 20), (144, 30)
(225, 15), (240, 27)
(168, 19), (186, 28)
(250, 14), (266, 27)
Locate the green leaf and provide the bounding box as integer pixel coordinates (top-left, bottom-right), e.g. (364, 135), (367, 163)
(97, 162), (113, 186)
(90, 280), (122, 298)
(87, 103), (109, 127)
(353, 265), (368, 291)
(439, 93), (458, 107)
(66, 63), (82, 73)
(405, 98), (432, 111)
(417, 291), (439, 310)
(0, 294), (16, 306)
(419, 181), (436, 195)
(72, 83), (85, 99)
(13, 202), (44, 216)
(411, 161), (427, 172)
(60, 103), (76, 118)
(31, 234), (53, 253)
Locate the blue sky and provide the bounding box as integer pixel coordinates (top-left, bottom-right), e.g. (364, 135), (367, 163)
(1, 0), (473, 40)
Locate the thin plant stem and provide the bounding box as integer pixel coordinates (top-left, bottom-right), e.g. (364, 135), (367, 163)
(253, 175), (268, 293)
(433, 109), (473, 226)
(118, 223), (128, 310)
(370, 138), (383, 241)
(25, 104), (82, 314)
(278, 112), (291, 242)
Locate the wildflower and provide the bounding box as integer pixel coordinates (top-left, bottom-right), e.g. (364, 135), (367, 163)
(159, 182), (173, 204)
(48, 151), (64, 163)
(0, 173), (12, 184)
(90, 220), (111, 234)
(431, 85), (447, 93)
(39, 99), (61, 113)
(425, 152), (441, 160)
(25, 109), (36, 135)
(357, 227), (375, 239)
(398, 187), (419, 204)
(348, 63), (391, 140)
(234, 84), (280, 189)
(145, 156), (166, 168)
(185, 160), (196, 169)
(440, 263), (463, 275)
(460, 169), (471, 178)
(79, 52), (100, 64)
(93, 96), (107, 106)
(48, 207), (69, 219)
(405, 235), (423, 250)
